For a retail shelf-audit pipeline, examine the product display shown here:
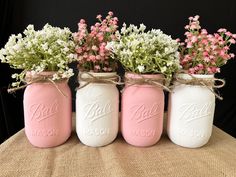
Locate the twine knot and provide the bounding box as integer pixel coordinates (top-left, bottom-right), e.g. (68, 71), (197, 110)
(77, 72), (123, 89)
(124, 74), (171, 92)
(7, 72), (68, 97)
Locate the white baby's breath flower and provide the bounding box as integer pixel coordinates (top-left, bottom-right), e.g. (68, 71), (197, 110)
(9, 48), (15, 55)
(139, 24), (146, 31)
(0, 48), (6, 55)
(72, 53), (78, 60)
(35, 65), (44, 72)
(161, 66), (167, 72)
(48, 49), (53, 55)
(11, 82), (19, 87)
(26, 24), (34, 31)
(62, 47), (69, 53)
(62, 73), (68, 78)
(41, 43), (48, 51)
(52, 73), (60, 80)
(13, 44), (21, 51)
(121, 23), (127, 34)
(56, 39), (64, 45)
(68, 53), (75, 59)
(164, 47), (170, 54)
(62, 68), (74, 78)
(105, 41), (114, 51)
(0, 49), (6, 62)
(11, 73), (18, 79)
(167, 61), (173, 66)
(67, 68), (74, 75)
(137, 65), (145, 72)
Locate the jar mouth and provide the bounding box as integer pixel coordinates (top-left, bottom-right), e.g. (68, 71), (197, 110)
(125, 72), (164, 79)
(25, 71), (68, 84)
(26, 71), (57, 78)
(176, 73), (214, 79)
(80, 72), (117, 79)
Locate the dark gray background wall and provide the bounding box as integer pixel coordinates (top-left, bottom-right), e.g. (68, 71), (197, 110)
(1, 0), (236, 142)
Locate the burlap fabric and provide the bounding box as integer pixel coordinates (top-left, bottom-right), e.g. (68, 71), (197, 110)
(0, 114), (236, 177)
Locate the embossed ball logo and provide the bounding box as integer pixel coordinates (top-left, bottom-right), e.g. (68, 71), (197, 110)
(178, 102), (214, 124)
(83, 101), (113, 124)
(30, 100), (58, 122)
(130, 102), (160, 123)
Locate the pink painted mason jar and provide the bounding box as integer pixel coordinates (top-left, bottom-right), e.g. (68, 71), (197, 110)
(121, 73), (164, 147)
(23, 72), (72, 148)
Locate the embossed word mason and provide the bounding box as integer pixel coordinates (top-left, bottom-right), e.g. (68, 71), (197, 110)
(30, 129), (58, 137)
(178, 102), (214, 123)
(131, 129), (156, 137)
(84, 101), (113, 124)
(177, 128), (206, 138)
(130, 103), (160, 123)
(82, 128), (110, 136)
(30, 101), (58, 122)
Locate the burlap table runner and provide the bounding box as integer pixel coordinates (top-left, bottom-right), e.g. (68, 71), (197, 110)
(0, 114), (236, 177)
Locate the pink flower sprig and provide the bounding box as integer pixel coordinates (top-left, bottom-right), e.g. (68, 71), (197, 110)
(73, 11), (118, 72)
(179, 15), (236, 74)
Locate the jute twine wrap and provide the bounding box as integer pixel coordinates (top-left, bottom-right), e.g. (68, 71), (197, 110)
(124, 74), (172, 92)
(77, 72), (124, 89)
(174, 74), (225, 100)
(7, 72), (68, 97)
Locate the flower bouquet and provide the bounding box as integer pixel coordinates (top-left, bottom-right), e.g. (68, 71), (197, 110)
(74, 11), (118, 73)
(0, 24), (75, 89)
(0, 24), (75, 148)
(179, 15), (235, 74)
(107, 23), (180, 147)
(167, 15), (236, 148)
(74, 12), (120, 147)
(108, 23), (180, 81)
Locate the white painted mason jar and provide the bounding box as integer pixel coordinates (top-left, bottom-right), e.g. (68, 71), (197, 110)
(167, 74), (215, 148)
(76, 72), (119, 147)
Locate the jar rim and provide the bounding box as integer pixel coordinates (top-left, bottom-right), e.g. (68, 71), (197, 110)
(125, 72), (164, 79)
(176, 73), (214, 79)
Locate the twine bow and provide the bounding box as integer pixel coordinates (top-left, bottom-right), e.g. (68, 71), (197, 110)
(7, 73), (68, 97)
(124, 74), (172, 92)
(77, 72), (124, 89)
(174, 74), (225, 100)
